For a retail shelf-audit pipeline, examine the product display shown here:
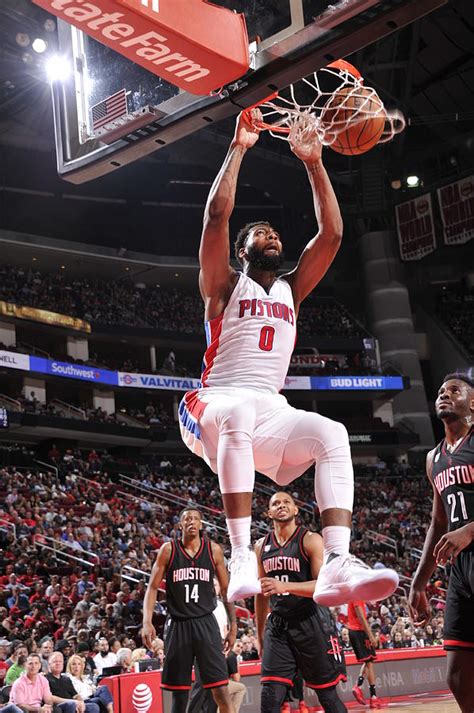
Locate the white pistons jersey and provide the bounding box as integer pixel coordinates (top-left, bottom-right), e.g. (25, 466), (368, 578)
(201, 273), (296, 393)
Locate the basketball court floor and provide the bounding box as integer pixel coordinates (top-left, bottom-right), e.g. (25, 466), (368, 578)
(343, 692), (458, 711)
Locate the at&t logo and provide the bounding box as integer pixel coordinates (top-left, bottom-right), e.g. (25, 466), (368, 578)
(132, 683), (153, 712)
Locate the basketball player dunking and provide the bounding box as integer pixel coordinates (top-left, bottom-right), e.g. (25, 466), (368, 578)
(179, 108), (398, 605)
(142, 508), (236, 713)
(409, 374), (474, 713)
(255, 492), (347, 713)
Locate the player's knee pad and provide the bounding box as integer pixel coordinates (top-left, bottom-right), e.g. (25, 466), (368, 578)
(315, 685), (347, 713)
(261, 683), (288, 713)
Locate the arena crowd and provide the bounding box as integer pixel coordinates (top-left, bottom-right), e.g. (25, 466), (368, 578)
(0, 446), (449, 697)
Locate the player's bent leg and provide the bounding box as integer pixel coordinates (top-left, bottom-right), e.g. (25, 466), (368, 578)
(446, 650), (474, 713)
(276, 411), (398, 605)
(203, 397), (260, 601)
(261, 683), (288, 713)
(211, 683), (235, 713)
(315, 685), (347, 713)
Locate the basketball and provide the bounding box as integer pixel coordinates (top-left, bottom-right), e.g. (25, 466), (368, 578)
(321, 85), (385, 156)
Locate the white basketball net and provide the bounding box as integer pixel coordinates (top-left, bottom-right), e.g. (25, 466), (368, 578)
(247, 63), (405, 150)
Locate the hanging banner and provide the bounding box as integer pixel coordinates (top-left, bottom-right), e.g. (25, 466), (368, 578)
(437, 175), (474, 246)
(395, 193), (436, 261)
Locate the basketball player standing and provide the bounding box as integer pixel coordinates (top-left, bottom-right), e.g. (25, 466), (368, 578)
(255, 491), (347, 713)
(142, 508), (236, 713)
(179, 109), (398, 605)
(409, 374), (473, 713)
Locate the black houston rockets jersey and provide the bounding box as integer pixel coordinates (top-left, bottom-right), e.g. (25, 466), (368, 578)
(260, 526), (317, 618)
(431, 427), (474, 536)
(165, 536), (217, 620)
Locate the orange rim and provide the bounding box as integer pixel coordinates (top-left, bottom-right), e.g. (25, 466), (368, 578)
(241, 92), (291, 134)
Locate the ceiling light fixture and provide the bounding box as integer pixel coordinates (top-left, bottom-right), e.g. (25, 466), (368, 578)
(32, 38), (47, 54)
(406, 175), (420, 188)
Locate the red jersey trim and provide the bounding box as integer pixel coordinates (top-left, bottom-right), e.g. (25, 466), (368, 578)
(443, 639), (474, 649)
(441, 425), (473, 456)
(201, 312), (224, 386)
(271, 526), (300, 551)
(261, 676), (294, 686)
(299, 528), (310, 563)
(202, 679), (229, 689)
(305, 673), (347, 690)
(207, 540), (217, 570)
(178, 536), (205, 562)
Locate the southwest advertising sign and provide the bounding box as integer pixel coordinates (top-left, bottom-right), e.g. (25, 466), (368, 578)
(0, 349), (405, 393)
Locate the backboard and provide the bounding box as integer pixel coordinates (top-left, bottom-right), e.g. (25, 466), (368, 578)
(50, 0), (447, 183)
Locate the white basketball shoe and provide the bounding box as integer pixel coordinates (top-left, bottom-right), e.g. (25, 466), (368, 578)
(313, 553), (399, 606)
(227, 546), (261, 602)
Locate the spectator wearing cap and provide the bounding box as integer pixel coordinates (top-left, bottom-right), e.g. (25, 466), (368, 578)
(46, 651), (99, 713)
(9, 652), (54, 712)
(77, 573), (94, 598)
(92, 640), (116, 677)
(55, 640), (73, 667)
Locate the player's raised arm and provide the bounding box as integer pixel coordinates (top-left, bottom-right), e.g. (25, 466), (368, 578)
(142, 542), (171, 648)
(409, 450), (448, 626)
(199, 111), (261, 316)
(283, 132), (343, 311)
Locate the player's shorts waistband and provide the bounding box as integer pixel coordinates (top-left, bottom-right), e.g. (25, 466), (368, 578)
(270, 604), (317, 627)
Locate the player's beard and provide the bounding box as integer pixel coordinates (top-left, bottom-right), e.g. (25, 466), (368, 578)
(246, 244), (284, 271)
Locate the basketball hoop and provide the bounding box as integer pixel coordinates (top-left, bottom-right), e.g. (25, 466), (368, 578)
(242, 60), (405, 152)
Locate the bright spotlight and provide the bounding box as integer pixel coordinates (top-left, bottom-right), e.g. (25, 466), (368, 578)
(32, 38), (47, 54)
(406, 175), (420, 188)
(46, 55), (71, 82)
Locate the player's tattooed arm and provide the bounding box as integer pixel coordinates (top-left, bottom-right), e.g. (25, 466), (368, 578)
(212, 541), (237, 653)
(199, 111), (260, 314)
(141, 542), (171, 649)
(409, 449), (448, 626)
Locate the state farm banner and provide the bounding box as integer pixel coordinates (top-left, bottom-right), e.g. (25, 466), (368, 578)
(437, 175), (474, 246)
(395, 193), (436, 261)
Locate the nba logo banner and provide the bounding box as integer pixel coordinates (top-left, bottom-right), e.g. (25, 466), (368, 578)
(395, 193), (436, 261)
(437, 175), (474, 246)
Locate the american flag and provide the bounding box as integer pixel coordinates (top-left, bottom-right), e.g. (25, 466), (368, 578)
(91, 89), (128, 132)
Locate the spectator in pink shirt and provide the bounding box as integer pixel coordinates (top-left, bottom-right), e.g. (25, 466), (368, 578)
(9, 653), (54, 712)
